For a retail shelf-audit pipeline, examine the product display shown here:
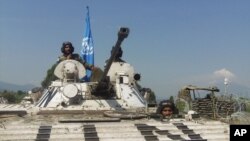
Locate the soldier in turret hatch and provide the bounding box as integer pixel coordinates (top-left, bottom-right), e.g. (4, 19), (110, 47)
(41, 41), (96, 88)
(156, 100), (178, 118)
(59, 41), (94, 70)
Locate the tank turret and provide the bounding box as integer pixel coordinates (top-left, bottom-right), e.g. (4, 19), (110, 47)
(54, 60), (86, 82)
(34, 27), (147, 111)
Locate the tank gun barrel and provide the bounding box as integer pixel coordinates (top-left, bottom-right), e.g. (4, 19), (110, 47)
(100, 27), (129, 83)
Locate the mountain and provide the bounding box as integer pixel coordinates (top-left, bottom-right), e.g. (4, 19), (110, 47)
(0, 81), (37, 92)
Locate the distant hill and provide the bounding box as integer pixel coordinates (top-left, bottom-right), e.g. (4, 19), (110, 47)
(0, 81), (37, 92)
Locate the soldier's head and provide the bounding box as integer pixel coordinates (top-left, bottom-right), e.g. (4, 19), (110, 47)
(156, 100), (175, 117)
(61, 41), (74, 55)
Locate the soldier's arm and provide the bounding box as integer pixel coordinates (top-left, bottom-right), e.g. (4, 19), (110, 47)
(74, 54), (94, 70)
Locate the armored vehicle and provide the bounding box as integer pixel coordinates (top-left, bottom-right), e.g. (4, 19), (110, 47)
(36, 27), (147, 113)
(0, 28), (230, 141)
(176, 85), (246, 119)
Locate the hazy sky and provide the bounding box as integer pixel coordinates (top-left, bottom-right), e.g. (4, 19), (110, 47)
(1, 0), (250, 99)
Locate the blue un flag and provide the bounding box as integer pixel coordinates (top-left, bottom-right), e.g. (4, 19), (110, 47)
(81, 6), (94, 82)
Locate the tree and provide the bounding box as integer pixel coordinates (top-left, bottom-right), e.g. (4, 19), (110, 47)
(169, 96), (174, 103)
(0, 90), (27, 103)
(41, 63), (58, 88)
(136, 83), (157, 104)
(4, 93), (16, 103)
(148, 90), (157, 104)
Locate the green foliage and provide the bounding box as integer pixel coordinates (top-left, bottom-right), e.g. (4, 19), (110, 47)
(246, 106), (250, 113)
(148, 91), (157, 104)
(234, 97), (250, 113)
(176, 100), (186, 113)
(245, 102), (250, 113)
(0, 90), (27, 103)
(169, 96), (174, 103)
(136, 82), (157, 104)
(41, 63), (58, 88)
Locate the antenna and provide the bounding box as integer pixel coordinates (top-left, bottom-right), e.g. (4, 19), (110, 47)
(224, 77), (229, 95)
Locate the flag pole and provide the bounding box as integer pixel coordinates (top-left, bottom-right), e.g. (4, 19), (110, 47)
(81, 6), (94, 82)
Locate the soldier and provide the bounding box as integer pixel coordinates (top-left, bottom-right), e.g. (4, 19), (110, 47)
(59, 41), (94, 70)
(156, 100), (176, 118)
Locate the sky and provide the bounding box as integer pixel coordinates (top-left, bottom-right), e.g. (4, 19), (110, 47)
(1, 0), (250, 99)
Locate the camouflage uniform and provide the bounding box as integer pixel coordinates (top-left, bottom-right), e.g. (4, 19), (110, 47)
(58, 53), (93, 70)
